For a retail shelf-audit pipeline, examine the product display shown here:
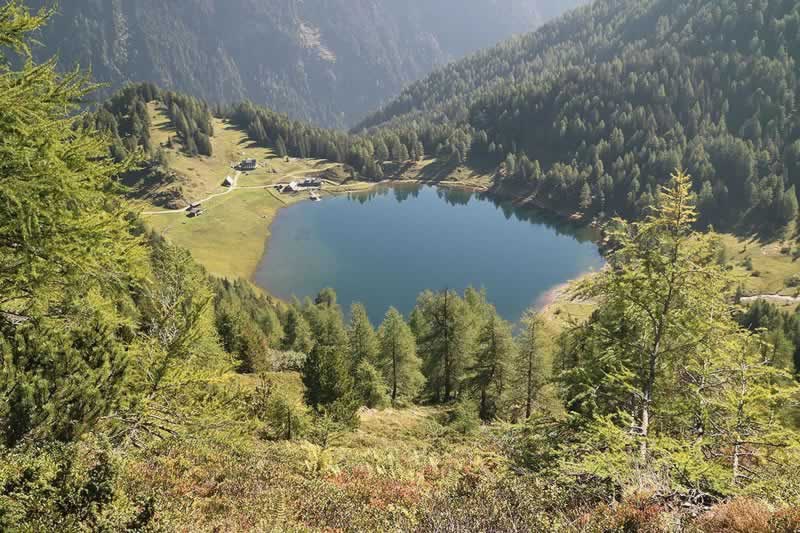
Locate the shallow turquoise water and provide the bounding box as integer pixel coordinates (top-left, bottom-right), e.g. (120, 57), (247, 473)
(254, 184), (603, 324)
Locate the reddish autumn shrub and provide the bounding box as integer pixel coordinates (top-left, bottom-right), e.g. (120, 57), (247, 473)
(578, 494), (668, 533)
(769, 506), (800, 533)
(611, 501), (667, 533)
(327, 466), (426, 509)
(697, 498), (773, 533)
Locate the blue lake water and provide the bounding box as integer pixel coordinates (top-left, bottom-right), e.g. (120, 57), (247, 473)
(254, 184), (603, 324)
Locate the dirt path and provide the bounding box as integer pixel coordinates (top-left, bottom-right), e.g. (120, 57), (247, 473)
(141, 166), (338, 216)
(142, 171), (241, 215)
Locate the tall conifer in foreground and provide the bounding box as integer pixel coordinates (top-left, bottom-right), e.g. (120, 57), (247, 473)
(557, 170), (800, 496)
(0, 1), (146, 446)
(514, 309), (545, 420)
(413, 290), (475, 403)
(471, 308), (516, 420)
(378, 307), (424, 404)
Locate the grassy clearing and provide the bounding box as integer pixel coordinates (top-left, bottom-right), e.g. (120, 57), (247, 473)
(142, 104), (370, 280)
(148, 102), (328, 201)
(388, 157), (494, 190)
(124, 396), (503, 531)
(718, 232), (800, 301)
(146, 188), (288, 279)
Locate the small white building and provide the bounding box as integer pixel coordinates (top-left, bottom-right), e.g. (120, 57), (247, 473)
(223, 176), (234, 187)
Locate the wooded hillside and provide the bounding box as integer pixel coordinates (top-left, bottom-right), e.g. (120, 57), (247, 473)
(27, 0), (586, 128)
(358, 0), (800, 232)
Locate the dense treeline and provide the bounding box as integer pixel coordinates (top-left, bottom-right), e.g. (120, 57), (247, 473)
(86, 83), (214, 163)
(738, 299), (800, 376)
(70, 0), (800, 234)
(358, 0), (800, 232)
(283, 286), (534, 422)
(223, 101), (425, 180)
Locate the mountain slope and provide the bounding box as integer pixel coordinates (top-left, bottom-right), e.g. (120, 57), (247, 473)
(28, 0), (586, 128)
(359, 0), (800, 232)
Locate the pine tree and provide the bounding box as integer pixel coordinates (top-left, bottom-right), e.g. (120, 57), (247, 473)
(778, 185), (798, 227)
(413, 290), (475, 403)
(378, 307), (424, 404)
(348, 303), (379, 370)
(579, 182), (592, 211)
(282, 307), (314, 354)
(515, 309), (545, 420)
(471, 308), (516, 420)
(0, 2), (145, 445)
(276, 136), (288, 158)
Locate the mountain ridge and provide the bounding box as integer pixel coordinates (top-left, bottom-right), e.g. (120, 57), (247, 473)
(28, 0), (587, 128)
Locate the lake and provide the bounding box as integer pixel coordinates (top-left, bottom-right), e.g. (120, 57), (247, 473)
(254, 184), (603, 324)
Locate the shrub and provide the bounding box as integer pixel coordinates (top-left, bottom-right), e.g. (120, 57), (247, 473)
(769, 506), (800, 532)
(0, 438), (153, 531)
(696, 498), (773, 533)
(249, 374), (310, 440)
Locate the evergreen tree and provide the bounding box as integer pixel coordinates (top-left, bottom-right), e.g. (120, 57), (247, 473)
(302, 295), (352, 407)
(276, 136), (288, 158)
(0, 2), (145, 446)
(515, 309), (545, 420)
(348, 303), (380, 370)
(282, 307), (314, 354)
(470, 308), (516, 420)
(378, 307), (424, 405)
(353, 360), (389, 409)
(778, 185), (799, 226)
(578, 182), (592, 211)
(560, 170), (726, 460)
(685, 331), (800, 490)
(556, 170), (800, 496)
(412, 290), (475, 403)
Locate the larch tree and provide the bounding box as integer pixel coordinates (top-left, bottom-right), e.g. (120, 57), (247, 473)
(378, 307), (424, 405)
(555, 170), (800, 498)
(515, 309), (545, 420)
(302, 294), (353, 407)
(684, 330), (800, 492)
(282, 306), (314, 354)
(471, 307), (516, 420)
(348, 303), (380, 369)
(413, 290), (475, 403)
(559, 170), (735, 462)
(0, 1), (146, 446)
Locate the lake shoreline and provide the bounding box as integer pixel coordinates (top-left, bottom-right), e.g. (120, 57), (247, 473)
(255, 181), (605, 324)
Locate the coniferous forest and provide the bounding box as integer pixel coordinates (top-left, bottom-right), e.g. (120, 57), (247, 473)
(360, 0), (800, 232)
(2, 0), (800, 531)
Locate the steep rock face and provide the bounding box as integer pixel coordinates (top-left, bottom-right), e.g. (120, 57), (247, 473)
(29, 0), (586, 127)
